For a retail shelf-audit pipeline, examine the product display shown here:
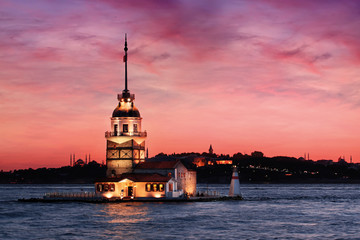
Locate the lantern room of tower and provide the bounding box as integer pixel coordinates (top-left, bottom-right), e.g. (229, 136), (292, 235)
(105, 91), (146, 137)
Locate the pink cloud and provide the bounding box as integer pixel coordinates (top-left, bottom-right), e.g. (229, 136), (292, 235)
(0, 0), (360, 170)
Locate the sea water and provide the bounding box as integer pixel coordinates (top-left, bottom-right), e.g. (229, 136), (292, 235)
(1, 184), (360, 239)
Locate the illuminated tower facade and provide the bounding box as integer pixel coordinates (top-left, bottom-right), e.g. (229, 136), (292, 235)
(105, 35), (147, 177)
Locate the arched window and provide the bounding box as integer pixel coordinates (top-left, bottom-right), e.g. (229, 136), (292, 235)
(159, 183), (164, 192)
(110, 184), (115, 192)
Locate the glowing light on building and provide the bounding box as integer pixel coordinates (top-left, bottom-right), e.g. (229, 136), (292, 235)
(105, 193), (113, 199)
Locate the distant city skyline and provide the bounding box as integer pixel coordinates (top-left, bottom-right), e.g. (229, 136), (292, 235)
(1, 0), (360, 170)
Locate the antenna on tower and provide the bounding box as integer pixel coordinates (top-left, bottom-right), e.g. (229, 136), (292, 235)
(123, 33), (128, 93)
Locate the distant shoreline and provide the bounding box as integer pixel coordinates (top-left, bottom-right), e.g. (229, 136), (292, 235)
(3, 179), (360, 184)
(2, 153), (360, 184)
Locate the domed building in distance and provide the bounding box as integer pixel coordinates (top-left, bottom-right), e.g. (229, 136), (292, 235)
(96, 35), (196, 200)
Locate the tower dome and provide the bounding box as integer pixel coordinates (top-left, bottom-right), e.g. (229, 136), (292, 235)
(112, 102), (141, 118)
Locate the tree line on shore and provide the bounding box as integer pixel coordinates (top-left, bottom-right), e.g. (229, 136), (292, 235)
(1, 151), (359, 184)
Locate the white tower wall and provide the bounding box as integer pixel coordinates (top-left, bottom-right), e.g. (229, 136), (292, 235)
(111, 117), (142, 135)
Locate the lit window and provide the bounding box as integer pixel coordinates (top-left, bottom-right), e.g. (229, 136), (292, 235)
(110, 184), (115, 192)
(159, 184), (164, 192)
(133, 124), (138, 133)
(123, 124), (128, 133)
(145, 183), (165, 192)
(145, 183), (151, 192)
(103, 184), (109, 192)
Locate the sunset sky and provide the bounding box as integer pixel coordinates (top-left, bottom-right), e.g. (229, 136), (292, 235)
(1, 0), (359, 170)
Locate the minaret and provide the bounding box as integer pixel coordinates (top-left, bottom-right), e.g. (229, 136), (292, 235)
(209, 144), (213, 155)
(105, 34), (147, 177)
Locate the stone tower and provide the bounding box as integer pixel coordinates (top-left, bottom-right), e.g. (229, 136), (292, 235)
(105, 35), (147, 177)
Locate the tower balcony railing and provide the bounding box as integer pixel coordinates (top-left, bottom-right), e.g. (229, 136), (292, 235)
(105, 131), (147, 138)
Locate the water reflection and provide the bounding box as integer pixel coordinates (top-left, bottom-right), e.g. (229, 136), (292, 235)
(3, 184), (360, 239)
(102, 203), (151, 224)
